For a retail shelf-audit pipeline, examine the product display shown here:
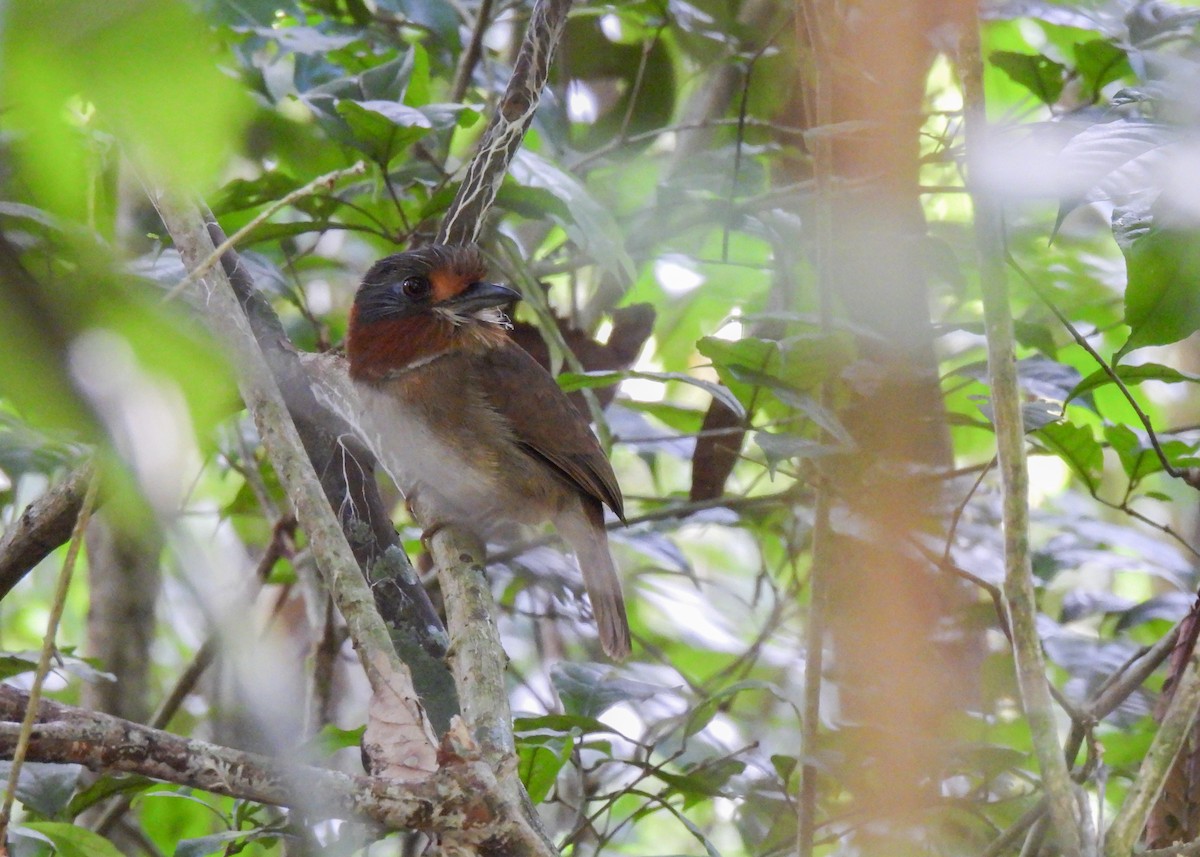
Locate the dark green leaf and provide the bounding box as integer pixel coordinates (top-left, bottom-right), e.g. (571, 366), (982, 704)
(990, 51), (1067, 104)
(0, 762), (82, 819)
(1074, 39), (1131, 96)
(65, 775), (156, 818)
(514, 714), (618, 736)
(552, 663), (670, 719)
(1117, 227), (1200, 359)
(335, 100), (432, 165)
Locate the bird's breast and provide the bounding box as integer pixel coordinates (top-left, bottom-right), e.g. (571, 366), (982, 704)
(350, 357), (564, 534)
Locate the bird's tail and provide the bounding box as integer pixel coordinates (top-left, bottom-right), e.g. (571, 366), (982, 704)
(557, 501), (631, 660)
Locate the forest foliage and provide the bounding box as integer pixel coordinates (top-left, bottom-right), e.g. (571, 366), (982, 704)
(5, 0), (1200, 855)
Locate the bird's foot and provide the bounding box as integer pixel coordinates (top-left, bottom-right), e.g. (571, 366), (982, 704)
(419, 521), (447, 552)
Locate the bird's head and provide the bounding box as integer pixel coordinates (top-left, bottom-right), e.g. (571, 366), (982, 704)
(347, 244), (520, 381)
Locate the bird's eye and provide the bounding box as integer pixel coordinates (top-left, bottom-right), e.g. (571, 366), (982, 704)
(400, 276), (431, 300)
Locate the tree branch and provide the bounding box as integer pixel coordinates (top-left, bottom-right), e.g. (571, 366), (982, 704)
(0, 686), (525, 844)
(0, 464), (91, 601)
(437, 0), (572, 246)
(203, 214), (459, 733)
(151, 192), (438, 770)
(958, 17), (1086, 857)
(1106, 637), (1200, 854)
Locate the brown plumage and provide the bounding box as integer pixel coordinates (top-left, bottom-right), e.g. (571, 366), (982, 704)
(345, 245), (631, 659)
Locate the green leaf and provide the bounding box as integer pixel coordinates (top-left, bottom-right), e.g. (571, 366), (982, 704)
(696, 336), (779, 410)
(403, 41), (432, 107)
(1104, 423), (1147, 480)
(656, 759), (745, 802)
(17, 822), (123, 857)
(1070, 362), (1200, 402)
(559, 370), (746, 420)
(1074, 39), (1131, 96)
(771, 754), (798, 783)
(65, 774), (156, 818)
(1035, 421), (1104, 492)
(1117, 227), (1200, 359)
(517, 733), (572, 804)
(0, 762), (82, 819)
(211, 171), (302, 216)
(552, 663), (668, 719)
(726, 364), (853, 445)
(990, 51), (1067, 103)
(2, 0), (252, 218)
(335, 100), (432, 165)
(620, 400), (706, 433)
(175, 829), (278, 857)
(1053, 120), (1175, 228)
(514, 714), (618, 736)
(753, 432), (844, 474)
(305, 724), (366, 756)
(556, 371), (625, 392)
(509, 150), (635, 284)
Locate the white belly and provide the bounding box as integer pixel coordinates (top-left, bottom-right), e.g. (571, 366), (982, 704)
(351, 381), (502, 528)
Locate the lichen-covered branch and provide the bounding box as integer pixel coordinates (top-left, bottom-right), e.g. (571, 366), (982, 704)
(207, 223), (458, 732)
(428, 528), (515, 763)
(438, 0), (572, 246)
(0, 686), (518, 842)
(1106, 641), (1200, 854)
(152, 191), (437, 770)
(0, 463), (91, 601)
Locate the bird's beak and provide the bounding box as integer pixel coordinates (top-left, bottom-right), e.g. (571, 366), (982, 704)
(446, 281), (521, 312)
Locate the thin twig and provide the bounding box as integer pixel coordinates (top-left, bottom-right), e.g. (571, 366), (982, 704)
(796, 0), (833, 853)
(161, 162), (366, 304)
(940, 455), (997, 568)
(1007, 253), (1181, 479)
(451, 0), (496, 102)
(0, 468), (98, 839)
(959, 19), (1086, 857)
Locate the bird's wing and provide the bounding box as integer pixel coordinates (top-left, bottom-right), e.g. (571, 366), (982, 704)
(476, 342), (625, 520)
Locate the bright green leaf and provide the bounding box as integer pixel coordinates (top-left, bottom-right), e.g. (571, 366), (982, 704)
(517, 733), (572, 804)
(3, 0), (252, 217)
(1035, 421), (1104, 492)
(18, 822), (123, 857)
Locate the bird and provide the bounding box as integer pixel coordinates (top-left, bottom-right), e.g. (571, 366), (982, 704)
(344, 244), (631, 659)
